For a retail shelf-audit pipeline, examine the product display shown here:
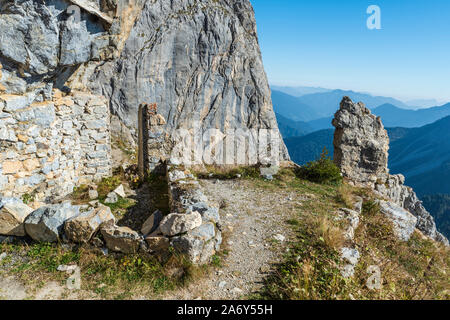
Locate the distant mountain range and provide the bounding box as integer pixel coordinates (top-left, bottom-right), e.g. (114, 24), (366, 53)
(389, 116), (450, 195)
(272, 89), (450, 131)
(271, 85), (331, 97)
(275, 113), (312, 138)
(422, 194), (450, 239)
(271, 90), (321, 122)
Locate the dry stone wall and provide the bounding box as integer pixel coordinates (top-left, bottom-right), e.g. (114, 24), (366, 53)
(0, 90), (112, 203)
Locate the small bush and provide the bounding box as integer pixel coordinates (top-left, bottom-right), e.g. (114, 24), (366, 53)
(296, 149), (342, 185)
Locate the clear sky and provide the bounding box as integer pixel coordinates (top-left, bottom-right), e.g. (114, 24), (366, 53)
(251, 0), (450, 102)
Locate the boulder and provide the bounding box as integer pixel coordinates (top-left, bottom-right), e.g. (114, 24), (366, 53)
(64, 205), (115, 243)
(88, 189), (98, 200)
(159, 211), (202, 237)
(378, 201), (418, 241)
(141, 210), (163, 236)
(104, 192), (118, 204)
(341, 247), (360, 265)
(113, 185), (126, 198)
(171, 234), (212, 265)
(0, 198), (34, 236)
(24, 202), (80, 242)
(101, 225), (142, 254)
(145, 236), (170, 252)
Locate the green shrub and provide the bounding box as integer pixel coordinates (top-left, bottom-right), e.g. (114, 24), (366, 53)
(296, 149), (342, 185)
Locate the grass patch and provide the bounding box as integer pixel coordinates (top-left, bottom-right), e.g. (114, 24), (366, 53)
(253, 171), (449, 300)
(0, 242), (208, 299)
(256, 214), (349, 300)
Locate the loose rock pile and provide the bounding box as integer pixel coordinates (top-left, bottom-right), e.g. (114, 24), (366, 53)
(0, 163), (221, 265)
(337, 201), (362, 278)
(164, 165), (222, 264)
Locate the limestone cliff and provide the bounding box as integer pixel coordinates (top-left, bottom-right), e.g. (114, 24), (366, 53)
(0, 0), (289, 164)
(333, 97), (448, 245)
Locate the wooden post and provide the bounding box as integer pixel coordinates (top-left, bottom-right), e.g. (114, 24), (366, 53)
(138, 103), (149, 179)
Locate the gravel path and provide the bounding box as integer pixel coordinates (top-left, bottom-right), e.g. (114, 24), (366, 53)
(163, 179), (302, 300)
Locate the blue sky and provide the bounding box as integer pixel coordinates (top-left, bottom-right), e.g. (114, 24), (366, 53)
(251, 0), (450, 102)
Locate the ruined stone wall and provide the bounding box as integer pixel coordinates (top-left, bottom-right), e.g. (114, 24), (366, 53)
(0, 91), (112, 203)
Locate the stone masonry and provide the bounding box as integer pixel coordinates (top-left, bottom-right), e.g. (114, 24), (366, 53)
(0, 90), (112, 203)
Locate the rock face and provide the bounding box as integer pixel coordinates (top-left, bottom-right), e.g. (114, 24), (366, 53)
(0, 0), (112, 95)
(378, 201), (417, 241)
(332, 97), (448, 245)
(332, 96), (389, 187)
(87, 0), (289, 164)
(0, 198), (34, 236)
(24, 202), (81, 242)
(1, 0), (288, 193)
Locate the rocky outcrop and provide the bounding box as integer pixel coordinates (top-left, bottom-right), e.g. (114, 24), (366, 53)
(378, 201), (417, 241)
(333, 97), (448, 245)
(332, 96), (389, 187)
(160, 211), (203, 237)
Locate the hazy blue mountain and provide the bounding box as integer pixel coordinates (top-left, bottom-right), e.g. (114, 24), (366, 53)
(307, 117), (333, 131)
(372, 103), (450, 128)
(406, 99), (443, 109)
(302, 103), (450, 131)
(296, 89), (408, 118)
(422, 194), (450, 239)
(284, 129), (334, 165)
(271, 90), (321, 122)
(271, 85), (331, 97)
(389, 116), (450, 184)
(275, 113), (313, 138)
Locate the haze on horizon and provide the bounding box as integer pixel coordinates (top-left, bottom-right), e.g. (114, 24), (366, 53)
(252, 0), (450, 104)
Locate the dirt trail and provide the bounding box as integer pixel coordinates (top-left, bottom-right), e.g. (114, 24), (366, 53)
(163, 179), (302, 300)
